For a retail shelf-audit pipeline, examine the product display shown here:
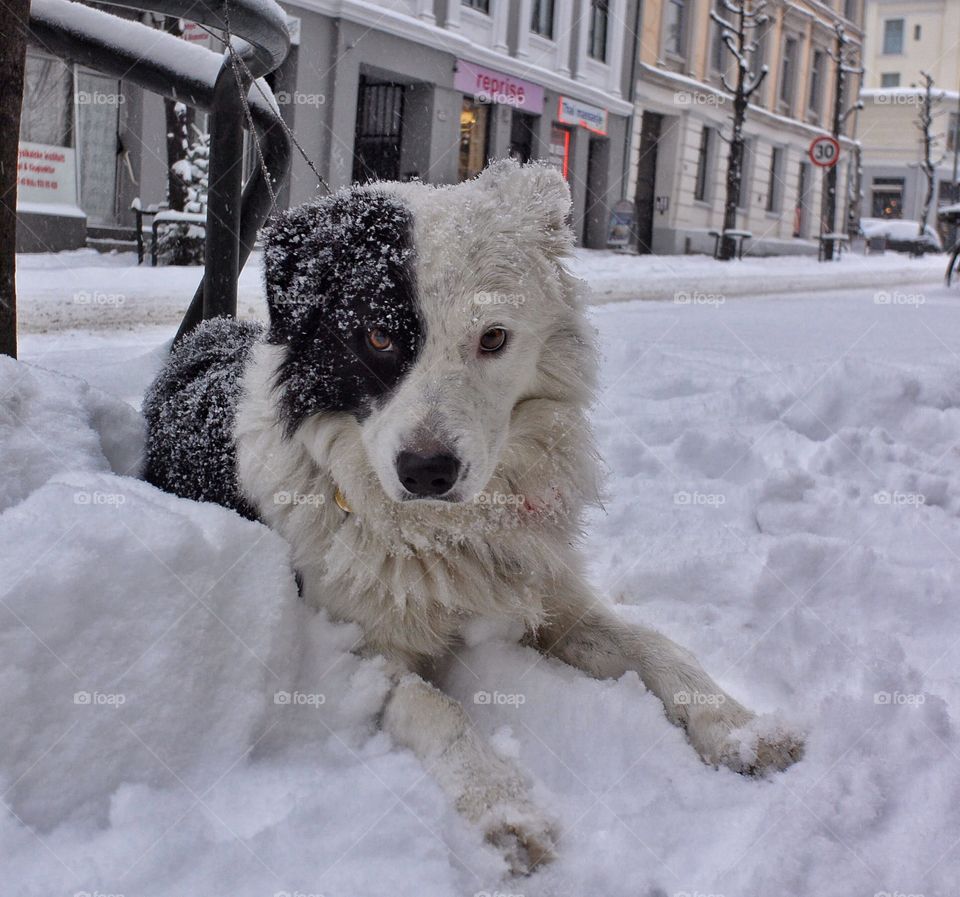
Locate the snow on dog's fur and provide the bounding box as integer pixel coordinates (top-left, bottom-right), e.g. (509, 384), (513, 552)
(144, 161), (804, 875)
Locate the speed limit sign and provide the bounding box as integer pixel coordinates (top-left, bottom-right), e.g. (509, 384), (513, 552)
(809, 135), (840, 168)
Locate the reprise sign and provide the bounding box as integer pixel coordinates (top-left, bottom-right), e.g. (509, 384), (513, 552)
(455, 60), (544, 114)
(557, 96), (608, 135)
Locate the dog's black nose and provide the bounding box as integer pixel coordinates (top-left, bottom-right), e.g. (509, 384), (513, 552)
(396, 451), (461, 497)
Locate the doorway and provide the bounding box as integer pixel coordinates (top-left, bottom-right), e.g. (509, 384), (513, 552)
(353, 77), (405, 183)
(633, 111), (662, 254)
(583, 136), (609, 247)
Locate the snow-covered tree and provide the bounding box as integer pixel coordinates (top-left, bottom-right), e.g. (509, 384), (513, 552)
(915, 71), (945, 239)
(158, 125), (209, 266)
(822, 24), (863, 258)
(710, 0), (768, 261)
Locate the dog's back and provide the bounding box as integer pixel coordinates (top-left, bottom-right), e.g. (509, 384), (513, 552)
(143, 317), (263, 518)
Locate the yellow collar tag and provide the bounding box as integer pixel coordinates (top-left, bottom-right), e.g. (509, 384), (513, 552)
(334, 487), (352, 514)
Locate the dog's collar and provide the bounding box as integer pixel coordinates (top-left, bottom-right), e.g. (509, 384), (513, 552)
(334, 487), (352, 514)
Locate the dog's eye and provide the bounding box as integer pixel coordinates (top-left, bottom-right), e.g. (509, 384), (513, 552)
(479, 327), (508, 354)
(367, 329), (394, 352)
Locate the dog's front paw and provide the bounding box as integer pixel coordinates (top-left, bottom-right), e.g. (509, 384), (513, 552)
(688, 707), (805, 775)
(480, 801), (558, 875)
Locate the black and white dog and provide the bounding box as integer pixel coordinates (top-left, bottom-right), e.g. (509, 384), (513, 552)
(144, 161), (803, 874)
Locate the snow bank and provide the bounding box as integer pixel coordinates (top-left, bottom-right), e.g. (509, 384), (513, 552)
(6, 278), (960, 895)
(0, 357), (143, 511)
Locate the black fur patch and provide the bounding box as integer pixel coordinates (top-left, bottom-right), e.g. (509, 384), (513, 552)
(143, 317), (263, 519)
(261, 188), (422, 435)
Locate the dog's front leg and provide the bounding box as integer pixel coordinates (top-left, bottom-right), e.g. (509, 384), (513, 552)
(382, 669), (556, 874)
(531, 578), (804, 775)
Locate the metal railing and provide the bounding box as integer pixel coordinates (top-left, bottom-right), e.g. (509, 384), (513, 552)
(27, 0), (292, 341)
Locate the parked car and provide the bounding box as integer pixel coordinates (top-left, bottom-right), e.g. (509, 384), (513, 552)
(860, 218), (943, 255)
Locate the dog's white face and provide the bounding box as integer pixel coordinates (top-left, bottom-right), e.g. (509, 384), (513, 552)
(262, 161), (587, 508)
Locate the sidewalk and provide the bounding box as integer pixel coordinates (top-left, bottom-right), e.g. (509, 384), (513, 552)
(15, 247), (950, 332)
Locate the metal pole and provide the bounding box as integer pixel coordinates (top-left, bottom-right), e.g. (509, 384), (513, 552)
(202, 57), (250, 321)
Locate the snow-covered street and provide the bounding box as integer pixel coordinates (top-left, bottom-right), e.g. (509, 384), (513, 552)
(4, 253), (960, 896)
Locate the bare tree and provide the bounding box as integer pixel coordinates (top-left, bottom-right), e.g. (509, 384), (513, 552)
(822, 23), (862, 259)
(158, 15), (193, 212)
(710, 0), (768, 261)
(0, 0), (29, 358)
(915, 71), (945, 239)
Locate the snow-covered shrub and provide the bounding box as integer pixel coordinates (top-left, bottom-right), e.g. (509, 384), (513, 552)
(157, 127), (209, 266)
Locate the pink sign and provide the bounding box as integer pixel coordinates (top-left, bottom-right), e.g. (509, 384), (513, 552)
(455, 60), (544, 114)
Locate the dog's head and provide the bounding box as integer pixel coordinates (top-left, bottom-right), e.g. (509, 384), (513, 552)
(262, 160), (595, 508)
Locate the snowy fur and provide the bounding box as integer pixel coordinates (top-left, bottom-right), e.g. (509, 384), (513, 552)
(153, 161), (803, 874)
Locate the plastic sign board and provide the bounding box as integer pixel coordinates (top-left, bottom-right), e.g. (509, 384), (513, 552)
(607, 199), (634, 249)
(808, 135), (840, 168)
(17, 142), (80, 212)
(557, 96), (608, 135)
(455, 60), (544, 114)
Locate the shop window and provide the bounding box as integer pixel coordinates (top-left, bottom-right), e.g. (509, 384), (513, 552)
(871, 178), (904, 219)
(548, 124), (572, 179)
(509, 111), (537, 163)
(664, 0), (686, 58)
(20, 53), (73, 147)
(459, 98), (489, 182)
(882, 19), (904, 55)
(462, 0), (490, 13)
(588, 0), (609, 62)
(531, 0), (554, 38)
(881, 72), (900, 88)
(694, 126), (713, 202)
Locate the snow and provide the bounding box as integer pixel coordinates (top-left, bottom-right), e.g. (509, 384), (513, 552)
(861, 217), (943, 249)
(15, 246), (948, 329)
(5, 253), (960, 895)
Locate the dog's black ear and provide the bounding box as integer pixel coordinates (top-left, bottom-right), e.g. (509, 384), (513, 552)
(260, 199), (330, 339)
(477, 160), (574, 258)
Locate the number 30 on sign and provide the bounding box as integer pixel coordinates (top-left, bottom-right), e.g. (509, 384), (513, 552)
(808, 135), (840, 168)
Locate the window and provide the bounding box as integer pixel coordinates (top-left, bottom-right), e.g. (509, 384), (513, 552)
(844, 0), (858, 21)
(665, 0), (687, 57)
(588, 0), (609, 61)
(694, 127), (713, 201)
(780, 36), (797, 110)
(880, 72), (900, 88)
(531, 0), (554, 37)
(737, 140), (752, 209)
(914, 24), (921, 40)
(882, 19), (904, 54)
(808, 49), (824, 116)
(766, 146), (783, 212)
(20, 53), (73, 146)
(710, 0), (725, 72)
(871, 177), (904, 218)
(459, 98), (489, 181)
(750, 23), (768, 88)
(948, 111), (959, 153)
(461, 0), (489, 12)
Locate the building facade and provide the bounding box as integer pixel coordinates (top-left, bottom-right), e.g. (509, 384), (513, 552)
(858, 0), (960, 223)
(626, 0), (864, 255)
(17, 0), (637, 251)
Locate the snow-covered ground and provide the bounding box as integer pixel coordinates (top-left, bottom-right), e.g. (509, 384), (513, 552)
(15, 245), (948, 330)
(4, 251), (960, 896)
